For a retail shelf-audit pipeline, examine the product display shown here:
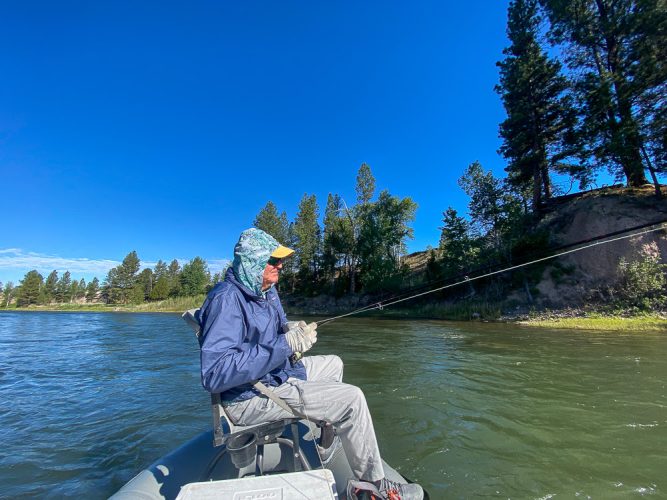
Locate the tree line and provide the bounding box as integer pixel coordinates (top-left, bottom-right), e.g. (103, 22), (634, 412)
(253, 163), (417, 296)
(1, 253), (226, 307)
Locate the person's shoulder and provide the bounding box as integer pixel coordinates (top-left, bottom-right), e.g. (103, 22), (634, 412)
(207, 280), (241, 304)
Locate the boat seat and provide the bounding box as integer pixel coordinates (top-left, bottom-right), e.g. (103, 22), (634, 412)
(182, 308), (312, 473)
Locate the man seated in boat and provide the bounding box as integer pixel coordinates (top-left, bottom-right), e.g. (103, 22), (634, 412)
(197, 228), (423, 500)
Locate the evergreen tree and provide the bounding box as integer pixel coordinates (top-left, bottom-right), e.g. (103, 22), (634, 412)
(254, 201), (289, 243)
(458, 162), (521, 259)
(153, 260), (168, 281)
(180, 257), (210, 296)
(321, 193), (344, 284)
(70, 279), (79, 303)
(105, 251), (141, 304)
(17, 270), (44, 307)
(43, 270), (58, 304)
(497, 0), (581, 208)
(541, 0), (658, 187)
(167, 259), (182, 297)
(2, 282), (14, 307)
(632, 0), (667, 193)
(293, 194), (321, 288)
(85, 277), (100, 302)
(56, 271), (72, 303)
(438, 207), (479, 279)
(137, 268), (153, 301)
(356, 162), (376, 205)
(77, 278), (86, 301)
(149, 260), (170, 300)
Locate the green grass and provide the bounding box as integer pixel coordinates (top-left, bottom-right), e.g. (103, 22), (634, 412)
(520, 314), (667, 331)
(3, 295), (206, 314)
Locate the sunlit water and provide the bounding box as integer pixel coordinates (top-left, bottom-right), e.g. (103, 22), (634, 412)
(0, 312), (665, 498)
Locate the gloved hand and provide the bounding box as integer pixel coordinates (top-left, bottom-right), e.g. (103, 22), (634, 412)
(284, 321), (318, 354)
(283, 320), (307, 333)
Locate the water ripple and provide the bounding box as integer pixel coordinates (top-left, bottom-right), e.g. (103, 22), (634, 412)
(1, 313), (666, 498)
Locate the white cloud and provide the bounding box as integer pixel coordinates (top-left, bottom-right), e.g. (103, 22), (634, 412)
(0, 249), (232, 283)
(0, 248), (120, 280)
(208, 259), (232, 274)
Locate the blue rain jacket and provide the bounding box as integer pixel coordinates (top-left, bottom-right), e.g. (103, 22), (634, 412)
(197, 230), (306, 403)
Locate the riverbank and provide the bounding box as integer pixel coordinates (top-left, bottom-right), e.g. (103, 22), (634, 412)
(515, 311), (667, 332)
(1, 295), (205, 314)
(3, 299), (666, 331)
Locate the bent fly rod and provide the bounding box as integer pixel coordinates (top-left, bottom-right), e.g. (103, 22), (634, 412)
(315, 218), (667, 326)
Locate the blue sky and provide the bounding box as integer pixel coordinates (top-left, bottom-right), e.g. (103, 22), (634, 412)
(1, 1), (548, 285)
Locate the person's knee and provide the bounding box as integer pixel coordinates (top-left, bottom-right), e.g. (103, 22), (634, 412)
(347, 385), (366, 409)
(331, 355), (344, 378)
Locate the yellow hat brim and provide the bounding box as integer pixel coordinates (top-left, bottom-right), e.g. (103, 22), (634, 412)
(271, 245), (295, 258)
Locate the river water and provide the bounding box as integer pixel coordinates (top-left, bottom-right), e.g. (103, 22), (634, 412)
(0, 311), (665, 499)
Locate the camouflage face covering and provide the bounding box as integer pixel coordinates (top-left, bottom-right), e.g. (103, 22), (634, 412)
(232, 228), (280, 296)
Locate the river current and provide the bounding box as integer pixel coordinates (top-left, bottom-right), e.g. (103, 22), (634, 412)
(0, 311), (665, 498)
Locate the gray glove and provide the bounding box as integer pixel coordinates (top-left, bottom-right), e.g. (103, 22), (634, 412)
(284, 321), (318, 354)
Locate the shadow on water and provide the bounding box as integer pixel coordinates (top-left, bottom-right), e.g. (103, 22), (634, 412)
(1, 312), (665, 498)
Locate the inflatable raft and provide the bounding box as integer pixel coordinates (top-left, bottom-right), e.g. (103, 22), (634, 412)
(110, 419), (414, 499)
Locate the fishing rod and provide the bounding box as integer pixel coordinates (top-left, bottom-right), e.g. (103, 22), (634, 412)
(315, 219), (667, 326)
(329, 216), (667, 314)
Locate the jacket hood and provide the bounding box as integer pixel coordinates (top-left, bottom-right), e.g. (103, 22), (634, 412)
(232, 228), (281, 296)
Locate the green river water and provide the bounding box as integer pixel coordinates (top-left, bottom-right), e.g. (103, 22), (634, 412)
(0, 312), (664, 498)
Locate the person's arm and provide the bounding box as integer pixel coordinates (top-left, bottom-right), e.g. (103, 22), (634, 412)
(199, 293), (292, 394)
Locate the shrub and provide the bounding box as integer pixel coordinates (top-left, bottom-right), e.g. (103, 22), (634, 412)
(614, 242), (667, 311)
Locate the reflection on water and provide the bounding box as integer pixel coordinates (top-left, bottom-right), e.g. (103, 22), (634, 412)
(0, 312), (665, 498)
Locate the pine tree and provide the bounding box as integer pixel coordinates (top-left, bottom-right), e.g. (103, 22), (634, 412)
(181, 257), (210, 296)
(540, 0), (658, 187)
(153, 260), (168, 281)
(70, 279), (79, 303)
(497, 0), (581, 208)
(137, 268), (153, 302)
(149, 260), (170, 300)
(293, 194), (321, 288)
(56, 271), (72, 303)
(167, 259), (182, 297)
(321, 193), (344, 284)
(458, 161), (521, 259)
(438, 207), (479, 279)
(254, 201), (289, 243)
(43, 270), (58, 304)
(85, 277), (100, 302)
(17, 270), (44, 307)
(356, 162), (376, 205)
(105, 251), (141, 304)
(77, 278), (86, 301)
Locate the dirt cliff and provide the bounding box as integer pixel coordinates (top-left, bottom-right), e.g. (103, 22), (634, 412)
(528, 186), (667, 307)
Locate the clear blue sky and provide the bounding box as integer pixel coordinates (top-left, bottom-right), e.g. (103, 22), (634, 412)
(1, 1), (533, 284)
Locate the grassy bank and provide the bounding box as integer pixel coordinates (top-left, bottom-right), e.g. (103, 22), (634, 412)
(3, 295), (205, 313)
(518, 313), (667, 331)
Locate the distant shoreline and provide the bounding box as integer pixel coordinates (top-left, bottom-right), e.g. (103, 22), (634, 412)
(2, 304), (665, 331)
